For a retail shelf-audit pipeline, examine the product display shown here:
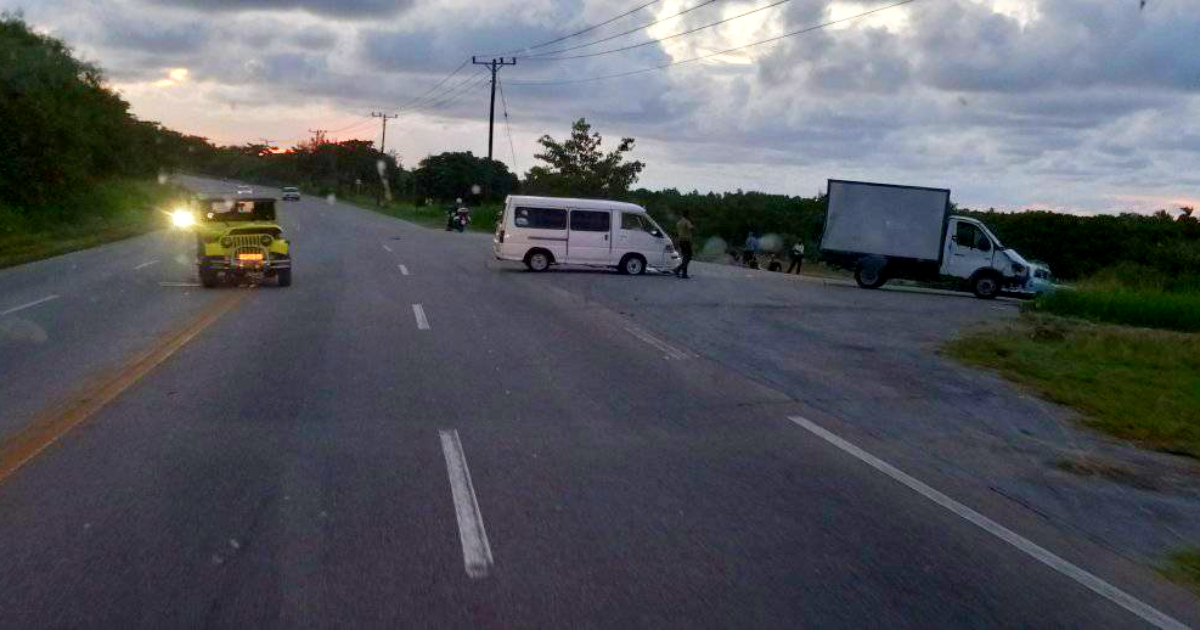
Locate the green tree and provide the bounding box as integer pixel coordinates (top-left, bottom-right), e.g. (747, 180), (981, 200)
(412, 151), (517, 202)
(524, 118), (644, 198)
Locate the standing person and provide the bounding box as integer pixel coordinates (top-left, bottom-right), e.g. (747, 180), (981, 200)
(674, 210), (695, 279)
(744, 232), (759, 255)
(787, 240), (805, 274)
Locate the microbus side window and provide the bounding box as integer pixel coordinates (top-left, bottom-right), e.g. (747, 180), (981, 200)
(621, 213), (647, 231)
(514, 206), (566, 229)
(569, 210), (611, 232)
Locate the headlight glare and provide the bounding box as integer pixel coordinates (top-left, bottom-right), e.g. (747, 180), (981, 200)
(170, 209), (195, 228)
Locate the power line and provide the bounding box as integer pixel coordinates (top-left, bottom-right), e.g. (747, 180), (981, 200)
(411, 69), (491, 114)
(498, 78), (519, 173)
(394, 58), (470, 111)
(400, 68), (488, 115)
(521, 0), (724, 59)
(491, 0), (664, 55)
(508, 0), (917, 86)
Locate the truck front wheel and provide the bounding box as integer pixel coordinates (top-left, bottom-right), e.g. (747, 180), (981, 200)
(855, 263), (888, 289)
(972, 272), (1000, 299)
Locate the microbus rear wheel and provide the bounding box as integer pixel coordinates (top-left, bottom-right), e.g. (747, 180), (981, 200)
(619, 254), (646, 276)
(526, 250), (551, 272)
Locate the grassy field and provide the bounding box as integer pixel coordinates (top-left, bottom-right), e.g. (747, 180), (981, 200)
(0, 179), (186, 269)
(1162, 548), (1200, 592)
(1027, 264), (1200, 333)
(945, 314), (1200, 458)
(1029, 288), (1200, 333)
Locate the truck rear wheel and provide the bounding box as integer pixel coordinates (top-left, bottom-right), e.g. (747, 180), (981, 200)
(854, 264), (887, 289)
(972, 272), (1000, 299)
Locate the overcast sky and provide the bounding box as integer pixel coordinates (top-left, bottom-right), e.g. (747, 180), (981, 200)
(6, 0), (1197, 213)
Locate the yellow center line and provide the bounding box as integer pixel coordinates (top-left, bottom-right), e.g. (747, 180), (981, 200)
(0, 291), (248, 485)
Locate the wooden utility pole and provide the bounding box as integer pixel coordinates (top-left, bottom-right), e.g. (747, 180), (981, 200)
(370, 112), (397, 206)
(471, 57), (516, 162)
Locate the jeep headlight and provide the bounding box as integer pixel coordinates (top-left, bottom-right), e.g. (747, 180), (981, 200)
(260, 234), (273, 246)
(220, 236), (233, 247)
(170, 209), (195, 228)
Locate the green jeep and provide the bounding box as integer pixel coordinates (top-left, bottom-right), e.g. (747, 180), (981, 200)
(192, 197), (292, 288)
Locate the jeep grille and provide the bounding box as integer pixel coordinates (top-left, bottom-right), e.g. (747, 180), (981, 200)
(228, 235), (264, 248)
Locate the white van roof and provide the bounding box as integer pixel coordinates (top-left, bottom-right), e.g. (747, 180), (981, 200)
(506, 195), (646, 213)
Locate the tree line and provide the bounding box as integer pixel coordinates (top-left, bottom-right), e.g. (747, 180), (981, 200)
(3, 12), (1196, 281)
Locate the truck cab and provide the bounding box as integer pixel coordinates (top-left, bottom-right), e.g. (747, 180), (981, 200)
(942, 216), (1032, 298)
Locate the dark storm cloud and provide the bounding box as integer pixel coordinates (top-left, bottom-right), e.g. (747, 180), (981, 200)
(145, 0), (415, 19)
(99, 14), (213, 55)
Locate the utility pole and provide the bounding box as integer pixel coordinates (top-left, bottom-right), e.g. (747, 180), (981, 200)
(257, 138), (275, 156)
(307, 129), (327, 147)
(370, 112), (397, 206)
(471, 57), (517, 162)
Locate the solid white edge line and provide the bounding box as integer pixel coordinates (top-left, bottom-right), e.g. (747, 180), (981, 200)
(623, 325), (692, 360)
(398, 264), (409, 276)
(788, 416), (1188, 630)
(439, 429), (495, 579)
(1, 294), (60, 316)
(412, 303), (430, 330)
(133, 259), (159, 270)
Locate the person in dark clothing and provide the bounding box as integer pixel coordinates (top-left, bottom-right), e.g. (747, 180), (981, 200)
(787, 241), (805, 274)
(674, 210), (695, 279)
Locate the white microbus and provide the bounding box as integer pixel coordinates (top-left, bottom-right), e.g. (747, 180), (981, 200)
(493, 195), (681, 275)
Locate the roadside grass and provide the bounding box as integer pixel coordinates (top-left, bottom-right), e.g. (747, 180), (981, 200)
(945, 314), (1200, 458)
(331, 192), (501, 234)
(0, 179), (186, 269)
(1161, 548), (1200, 593)
(1027, 263), (1200, 333)
(1029, 288), (1200, 333)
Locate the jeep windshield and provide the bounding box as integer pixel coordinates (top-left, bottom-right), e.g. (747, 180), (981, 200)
(198, 198), (275, 222)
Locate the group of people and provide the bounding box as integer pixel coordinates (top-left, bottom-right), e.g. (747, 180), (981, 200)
(671, 215), (805, 279)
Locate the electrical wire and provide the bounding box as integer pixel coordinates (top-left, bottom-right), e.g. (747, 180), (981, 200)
(520, 0), (724, 59)
(400, 68), (488, 115)
(394, 58), (471, 111)
(498, 78), (519, 173)
(409, 70), (490, 115)
(508, 0), (917, 86)
(489, 0), (664, 55)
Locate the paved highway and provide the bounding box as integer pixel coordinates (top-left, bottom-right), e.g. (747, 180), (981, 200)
(0, 176), (1196, 628)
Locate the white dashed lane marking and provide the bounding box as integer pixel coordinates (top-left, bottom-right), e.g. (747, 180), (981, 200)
(439, 429), (494, 579)
(1, 295), (60, 316)
(412, 304), (430, 330)
(133, 260), (159, 270)
(398, 264), (409, 276)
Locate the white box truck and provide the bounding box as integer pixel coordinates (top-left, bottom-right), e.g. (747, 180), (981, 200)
(820, 179), (1036, 299)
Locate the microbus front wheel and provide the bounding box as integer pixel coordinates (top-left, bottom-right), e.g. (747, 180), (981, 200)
(619, 254), (646, 276)
(525, 250), (551, 272)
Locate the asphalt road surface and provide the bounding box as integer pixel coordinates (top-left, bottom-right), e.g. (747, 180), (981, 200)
(0, 176), (1196, 629)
